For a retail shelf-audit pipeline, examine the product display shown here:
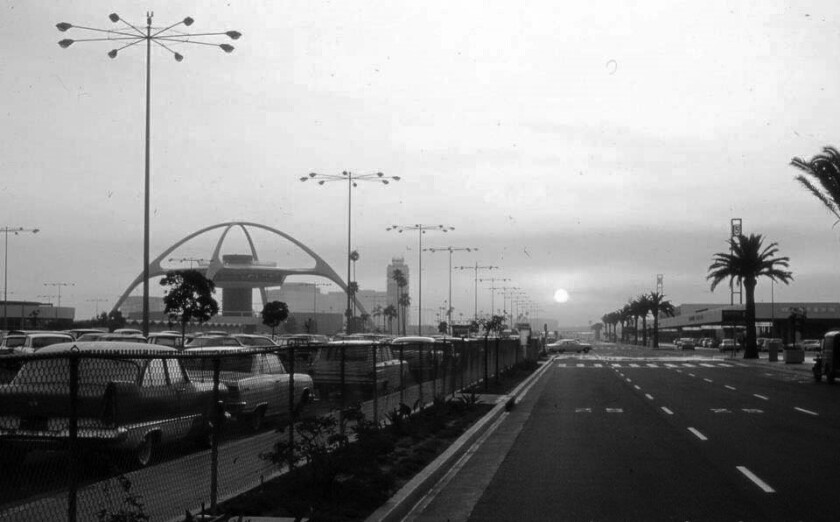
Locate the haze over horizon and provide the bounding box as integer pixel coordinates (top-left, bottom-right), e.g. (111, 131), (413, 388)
(3, 0), (840, 327)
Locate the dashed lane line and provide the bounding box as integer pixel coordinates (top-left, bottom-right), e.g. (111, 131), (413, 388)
(633, 385), (641, 390)
(688, 373), (696, 377)
(704, 378), (714, 383)
(754, 394), (769, 401)
(688, 427), (708, 441)
(737, 466), (775, 493)
(795, 407), (818, 416)
(725, 385), (736, 391)
(645, 393), (654, 400)
(661, 407), (674, 415)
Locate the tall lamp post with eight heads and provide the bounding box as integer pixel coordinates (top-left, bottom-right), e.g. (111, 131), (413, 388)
(56, 12), (241, 336)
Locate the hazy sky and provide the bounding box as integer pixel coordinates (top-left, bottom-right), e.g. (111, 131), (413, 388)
(2, 0), (840, 326)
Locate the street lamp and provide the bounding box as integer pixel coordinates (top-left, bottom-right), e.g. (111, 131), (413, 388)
(479, 278), (511, 316)
(386, 224), (454, 335)
(2, 227), (39, 331)
(455, 262), (499, 321)
(44, 282), (75, 308)
(301, 171), (400, 332)
(57, 13), (241, 337)
(423, 246), (477, 333)
(86, 298), (109, 316)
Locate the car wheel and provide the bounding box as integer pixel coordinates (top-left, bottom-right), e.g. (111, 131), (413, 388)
(135, 435), (155, 467)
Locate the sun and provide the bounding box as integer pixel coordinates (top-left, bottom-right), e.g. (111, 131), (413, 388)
(553, 288), (570, 303)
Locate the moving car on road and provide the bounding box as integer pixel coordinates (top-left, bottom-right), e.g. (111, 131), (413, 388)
(547, 339), (592, 354)
(719, 339), (737, 352)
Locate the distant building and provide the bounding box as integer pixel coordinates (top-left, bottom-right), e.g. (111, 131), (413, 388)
(386, 257), (410, 314)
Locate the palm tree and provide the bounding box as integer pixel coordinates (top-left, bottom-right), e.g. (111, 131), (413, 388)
(792, 146), (840, 223)
(591, 322), (604, 341)
(618, 305), (632, 344)
(383, 304), (398, 334)
(398, 294), (412, 335)
(707, 233), (793, 359)
(629, 298), (643, 345)
(635, 293), (653, 347)
(392, 269), (408, 335)
(372, 304), (383, 332)
(648, 291), (675, 349)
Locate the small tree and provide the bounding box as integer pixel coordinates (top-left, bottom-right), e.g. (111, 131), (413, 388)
(160, 270), (219, 346)
(107, 309), (127, 332)
(262, 301), (290, 338)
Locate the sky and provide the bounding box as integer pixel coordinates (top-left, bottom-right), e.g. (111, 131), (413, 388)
(2, 0), (840, 327)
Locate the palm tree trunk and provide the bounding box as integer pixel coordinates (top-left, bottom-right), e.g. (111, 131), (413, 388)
(642, 317), (648, 346)
(743, 278), (759, 359)
(653, 314), (659, 348)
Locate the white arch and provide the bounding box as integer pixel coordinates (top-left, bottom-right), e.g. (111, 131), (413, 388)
(111, 221), (367, 318)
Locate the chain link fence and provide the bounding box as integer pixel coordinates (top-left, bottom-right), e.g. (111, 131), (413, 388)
(0, 337), (536, 521)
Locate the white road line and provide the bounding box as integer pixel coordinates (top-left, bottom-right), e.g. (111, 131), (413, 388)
(704, 378), (714, 383)
(661, 407), (674, 415)
(594, 363), (603, 368)
(612, 363), (622, 367)
(683, 363), (696, 368)
(634, 385), (641, 390)
(754, 394), (769, 401)
(575, 408), (592, 413)
(557, 363), (567, 367)
(606, 408), (623, 413)
(719, 363), (733, 368)
(577, 363), (585, 368)
(700, 363), (716, 368)
(646, 363), (659, 368)
(737, 466), (775, 493)
(688, 427), (708, 441)
(688, 373), (696, 377)
(645, 393), (654, 400)
(626, 378), (632, 383)
(725, 385), (736, 390)
(629, 363), (640, 368)
(675, 369), (683, 373)
(795, 407), (819, 416)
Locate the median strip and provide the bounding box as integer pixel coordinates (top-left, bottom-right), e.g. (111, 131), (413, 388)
(688, 427), (708, 441)
(737, 466), (775, 493)
(795, 407), (818, 416)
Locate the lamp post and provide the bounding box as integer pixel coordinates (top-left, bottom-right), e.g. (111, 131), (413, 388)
(86, 298), (109, 316)
(311, 282), (330, 332)
(57, 13), (241, 337)
(423, 246), (477, 333)
(44, 282), (75, 308)
(2, 227), (39, 331)
(301, 171), (399, 332)
(455, 263), (499, 321)
(387, 224), (454, 335)
(479, 277), (511, 316)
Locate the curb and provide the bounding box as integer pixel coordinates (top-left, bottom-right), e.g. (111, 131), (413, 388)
(365, 358), (555, 522)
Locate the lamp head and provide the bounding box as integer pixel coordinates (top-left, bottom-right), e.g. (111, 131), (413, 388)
(109, 13), (120, 23)
(226, 30), (242, 40)
(58, 39), (74, 49)
(32, 229), (40, 234)
(174, 53), (184, 62)
(56, 22), (72, 32)
(108, 49), (118, 59)
(219, 44), (234, 53)
(184, 17), (194, 26)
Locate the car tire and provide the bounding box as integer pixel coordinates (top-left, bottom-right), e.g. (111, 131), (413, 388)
(135, 435), (155, 467)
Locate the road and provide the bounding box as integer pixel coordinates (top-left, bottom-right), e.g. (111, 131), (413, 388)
(409, 344), (838, 522)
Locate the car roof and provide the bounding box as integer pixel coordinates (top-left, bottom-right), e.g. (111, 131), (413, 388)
(392, 336), (438, 343)
(35, 341), (178, 354)
(8, 331), (73, 337)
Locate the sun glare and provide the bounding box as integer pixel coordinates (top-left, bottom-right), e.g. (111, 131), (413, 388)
(553, 288), (570, 303)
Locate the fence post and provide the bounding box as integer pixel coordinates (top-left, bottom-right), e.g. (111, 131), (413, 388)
(495, 337), (500, 384)
(483, 337), (489, 392)
(339, 344), (346, 437)
(399, 344), (405, 404)
(210, 356), (221, 513)
(418, 343), (424, 406)
(67, 349), (80, 522)
(288, 345), (295, 470)
(372, 344), (378, 426)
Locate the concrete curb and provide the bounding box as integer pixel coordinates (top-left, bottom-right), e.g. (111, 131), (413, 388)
(365, 358), (555, 522)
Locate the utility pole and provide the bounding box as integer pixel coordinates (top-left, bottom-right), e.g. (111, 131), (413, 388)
(455, 263), (499, 321)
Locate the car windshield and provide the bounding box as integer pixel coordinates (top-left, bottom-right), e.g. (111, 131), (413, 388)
(2, 336), (25, 348)
(13, 358), (141, 386)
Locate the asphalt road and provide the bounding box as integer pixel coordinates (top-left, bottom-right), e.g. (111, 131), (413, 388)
(409, 345), (838, 522)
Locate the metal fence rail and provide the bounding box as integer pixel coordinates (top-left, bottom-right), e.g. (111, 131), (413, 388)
(0, 337), (534, 521)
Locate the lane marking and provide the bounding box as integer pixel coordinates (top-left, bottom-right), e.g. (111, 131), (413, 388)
(646, 363), (659, 368)
(725, 385), (736, 391)
(575, 408), (592, 413)
(754, 394), (769, 401)
(711, 408), (731, 413)
(795, 407), (818, 416)
(683, 363), (697, 368)
(645, 393), (654, 400)
(665, 363), (677, 368)
(688, 373), (696, 377)
(700, 363), (716, 368)
(606, 408), (623, 413)
(742, 409), (763, 414)
(704, 378), (714, 383)
(675, 369), (683, 373)
(737, 466), (775, 493)
(688, 427), (708, 441)
(661, 406), (674, 415)
(626, 378), (633, 383)
(557, 363), (567, 367)
(719, 363), (733, 368)
(594, 363), (603, 368)
(576, 363), (585, 368)
(633, 385), (641, 390)
(629, 363), (640, 368)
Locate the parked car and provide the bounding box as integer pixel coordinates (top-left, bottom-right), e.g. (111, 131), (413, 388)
(801, 339), (821, 351)
(147, 331), (187, 349)
(719, 339), (737, 352)
(0, 331), (74, 354)
(65, 328), (108, 340)
(76, 332), (147, 343)
(231, 334), (277, 347)
(0, 341), (224, 468)
(183, 346), (313, 431)
(185, 336), (244, 348)
(309, 340), (409, 397)
(391, 336), (449, 381)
